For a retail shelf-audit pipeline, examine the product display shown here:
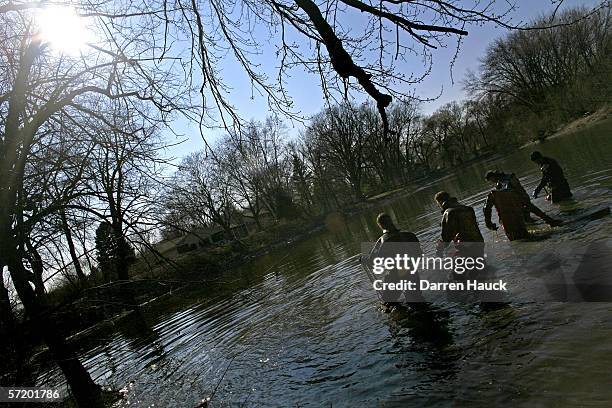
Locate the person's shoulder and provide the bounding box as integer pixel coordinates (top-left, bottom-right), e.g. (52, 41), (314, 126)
(399, 231), (419, 242)
(444, 206), (457, 215)
(455, 205), (476, 219)
(448, 203), (473, 213)
(544, 156), (558, 165)
(461, 203), (476, 213)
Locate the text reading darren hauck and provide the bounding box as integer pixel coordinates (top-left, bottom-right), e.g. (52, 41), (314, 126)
(370, 254), (508, 292)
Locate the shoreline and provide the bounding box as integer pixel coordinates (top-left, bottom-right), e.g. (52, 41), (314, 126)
(519, 106), (612, 149)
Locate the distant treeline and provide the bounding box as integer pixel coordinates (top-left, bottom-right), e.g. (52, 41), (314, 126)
(162, 6), (611, 237)
(465, 7), (611, 142)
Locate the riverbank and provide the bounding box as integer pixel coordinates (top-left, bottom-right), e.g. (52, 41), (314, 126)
(520, 105), (612, 148)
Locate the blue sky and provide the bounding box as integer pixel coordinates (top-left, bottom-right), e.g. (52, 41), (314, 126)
(165, 0), (602, 161)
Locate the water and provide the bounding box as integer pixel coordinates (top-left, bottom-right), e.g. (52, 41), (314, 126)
(40, 121), (612, 407)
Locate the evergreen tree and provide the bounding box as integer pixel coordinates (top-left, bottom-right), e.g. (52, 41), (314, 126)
(95, 221), (116, 281)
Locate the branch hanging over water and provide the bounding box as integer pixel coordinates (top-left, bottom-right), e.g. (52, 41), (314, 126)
(294, 0), (393, 136)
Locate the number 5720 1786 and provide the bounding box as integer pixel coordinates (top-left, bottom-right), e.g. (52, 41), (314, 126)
(1, 387), (61, 402)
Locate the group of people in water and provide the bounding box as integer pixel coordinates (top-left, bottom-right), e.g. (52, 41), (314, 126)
(374, 151), (573, 253)
(368, 151), (573, 306)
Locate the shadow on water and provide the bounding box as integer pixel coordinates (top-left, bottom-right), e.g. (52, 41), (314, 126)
(36, 120), (612, 406)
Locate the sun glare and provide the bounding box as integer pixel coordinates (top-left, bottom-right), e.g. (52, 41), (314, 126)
(36, 6), (91, 54)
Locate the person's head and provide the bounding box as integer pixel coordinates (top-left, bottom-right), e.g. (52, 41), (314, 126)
(530, 151), (544, 164)
(376, 213), (396, 231)
(434, 191), (451, 209)
(485, 170), (501, 183)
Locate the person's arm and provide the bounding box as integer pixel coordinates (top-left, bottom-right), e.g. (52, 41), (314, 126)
(484, 192), (498, 230)
(440, 214), (453, 243)
(436, 216), (452, 255)
(366, 237), (383, 262)
(406, 232), (419, 243)
(533, 166), (550, 198)
(404, 232), (423, 259)
(511, 175), (530, 202)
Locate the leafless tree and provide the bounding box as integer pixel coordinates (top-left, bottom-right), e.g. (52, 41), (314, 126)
(0, 6), (187, 406)
(306, 102), (370, 200)
(466, 7), (611, 115)
(165, 150), (236, 237)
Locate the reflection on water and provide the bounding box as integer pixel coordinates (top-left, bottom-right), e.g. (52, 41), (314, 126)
(40, 122), (612, 406)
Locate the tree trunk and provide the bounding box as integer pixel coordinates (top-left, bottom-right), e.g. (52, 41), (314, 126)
(61, 210), (87, 281)
(111, 225), (137, 309)
(252, 213), (263, 231)
(1, 232), (102, 407)
(25, 241), (46, 296)
(0, 271), (15, 334)
(351, 179), (364, 201)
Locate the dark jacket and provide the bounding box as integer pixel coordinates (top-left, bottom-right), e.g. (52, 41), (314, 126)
(496, 172), (530, 204)
(379, 229), (419, 244)
(534, 156), (572, 202)
(370, 228), (423, 303)
(440, 198), (484, 243)
(484, 190), (529, 241)
(369, 228), (420, 260)
(484, 172), (528, 229)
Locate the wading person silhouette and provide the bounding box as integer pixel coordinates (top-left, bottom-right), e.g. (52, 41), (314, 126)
(530, 151), (573, 203)
(367, 213), (425, 306)
(485, 170), (562, 226)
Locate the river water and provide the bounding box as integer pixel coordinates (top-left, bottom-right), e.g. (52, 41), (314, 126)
(40, 121), (612, 407)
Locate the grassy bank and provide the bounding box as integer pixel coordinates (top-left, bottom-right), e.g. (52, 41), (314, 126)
(520, 105), (612, 148)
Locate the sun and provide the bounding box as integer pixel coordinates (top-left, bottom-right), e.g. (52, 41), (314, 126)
(36, 6), (91, 54)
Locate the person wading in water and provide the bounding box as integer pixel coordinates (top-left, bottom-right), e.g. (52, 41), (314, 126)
(367, 213), (424, 305)
(530, 151), (573, 203)
(433, 191), (490, 304)
(485, 170), (562, 226)
(374, 213), (419, 244)
(484, 171), (562, 241)
(433, 191), (484, 258)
